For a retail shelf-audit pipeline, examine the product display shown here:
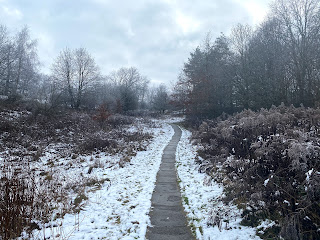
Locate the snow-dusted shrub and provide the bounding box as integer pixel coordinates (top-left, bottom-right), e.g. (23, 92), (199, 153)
(0, 162), (70, 240)
(107, 114), (136, 127)
(193, 105), (320, 239)
(0, 164), (36, 239)
(92, 103), (112, 129)
(79, 134), (117, 152)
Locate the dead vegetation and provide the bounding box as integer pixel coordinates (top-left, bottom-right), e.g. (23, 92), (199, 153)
(0, 103), (155, 239)
(193, 105), (320, 239)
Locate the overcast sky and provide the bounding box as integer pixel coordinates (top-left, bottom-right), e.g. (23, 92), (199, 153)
(0, 0), (271, 85)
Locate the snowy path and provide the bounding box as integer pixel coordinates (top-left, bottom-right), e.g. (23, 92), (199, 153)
(28, 122), (175, 240)
(147, 124), (194, 240)
(24, 119), (260, 240)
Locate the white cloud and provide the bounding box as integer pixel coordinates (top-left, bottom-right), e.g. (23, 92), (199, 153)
(2, 5), (23, 19)
(36, 32), (56, 74)
(175, 10), (201, 34)
(234, 0), (270, 25)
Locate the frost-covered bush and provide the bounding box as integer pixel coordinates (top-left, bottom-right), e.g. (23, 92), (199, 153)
(193, 105), (320, 239)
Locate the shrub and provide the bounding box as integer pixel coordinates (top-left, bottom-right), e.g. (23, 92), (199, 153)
(79, 134), (116, 153)
(193, 105), (320, 239)
(92, 103), (111, 128)
(106, 114), (136, 127)
(0, 164), (39, 239)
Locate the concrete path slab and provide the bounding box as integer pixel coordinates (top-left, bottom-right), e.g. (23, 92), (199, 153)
(146, 124), (194, 240)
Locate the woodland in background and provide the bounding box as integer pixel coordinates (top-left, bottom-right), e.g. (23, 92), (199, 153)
(0, 25), (169, 115)
(172, 0), (320, 124)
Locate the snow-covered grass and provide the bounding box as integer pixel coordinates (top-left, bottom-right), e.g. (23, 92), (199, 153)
(22, 121), (174, 240)
(176, 127), (260, 240)
(0, 106), (181, 239)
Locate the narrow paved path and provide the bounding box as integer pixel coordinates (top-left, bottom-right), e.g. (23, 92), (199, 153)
(146, 124), (194, 240)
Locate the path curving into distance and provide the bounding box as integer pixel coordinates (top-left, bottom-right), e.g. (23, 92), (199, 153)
(146, 124), (194, 240)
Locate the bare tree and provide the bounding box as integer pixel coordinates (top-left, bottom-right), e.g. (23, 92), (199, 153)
(152, 84), (169, 113)
(137, 76), (149, 109)
(0, 25), (39, 98)
(109, 67), (146, 89)
(231, 24), (253, 59)
(52, 47), (100, 109)
(13, 26), (39, 97)
(74, 48), (100, 108)
(171, 72), (192, 113)
(231, 24), (253, 109)
(108, 67), (149, 112)
(0, 25), (8, 77)
(272, 0), (320, 106)
(0, 25), (10, 96)
(52, 48), (75, 107)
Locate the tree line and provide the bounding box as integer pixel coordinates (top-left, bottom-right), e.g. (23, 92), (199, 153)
(0, 25), (169, 114)
(172, 0), (320, 123)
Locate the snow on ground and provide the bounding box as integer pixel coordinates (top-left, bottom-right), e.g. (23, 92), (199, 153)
(162, 116), (185, 123)
(26, 121), (174, 240)
(176, 127), (261, 240)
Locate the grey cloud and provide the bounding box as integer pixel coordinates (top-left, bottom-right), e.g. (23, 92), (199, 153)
(0, 0), (268, 84)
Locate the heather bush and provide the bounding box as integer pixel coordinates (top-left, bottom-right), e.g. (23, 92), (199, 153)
(79, 133), (117, 152)
(107, 114), (136, 127)
(193, 105), (320, 239)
